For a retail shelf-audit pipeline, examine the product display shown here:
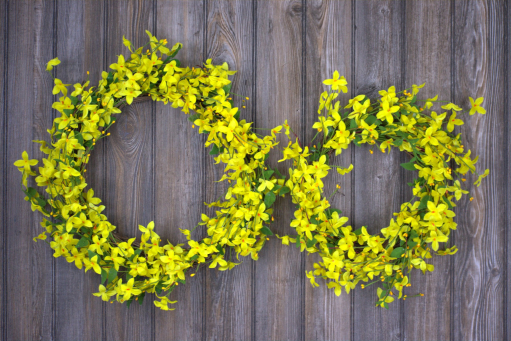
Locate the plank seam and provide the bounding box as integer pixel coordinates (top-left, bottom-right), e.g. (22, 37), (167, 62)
(2, 1), (9, 340)
(152, 1), (156, 340)
(202, 1), (207, 340)
(251, 1), (257, 340)
(504, 1), (510, 338)
(350, 1), (355, 339)
(52, 0), (58, 339)
(301, 1), (306, 340)
(399, 1), (406, 340)
(449, 1), (455, 340)
(102, 2), (108, 339)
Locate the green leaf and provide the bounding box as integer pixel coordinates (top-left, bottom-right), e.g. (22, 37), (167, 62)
(279, 186), (290, 196)
(306, 238), (317, 248)
(260, 226), (273, 236)
(393, 139), (404, 147)
(69, 96), (79, 106)
(36, 197), (46, 207)
(25, 187), (37, 198)
(88, 250), (99, 260)
(76, 237), (89, 249)
(273, 168), (285, 179)
(138, 292), (146, 305)
(222, 83), (232, 95)
(190, 254), (199, 261)
(418, 195), (432, 210)
(63, 109), (74, 116)
(108, 267), (117, 283)
(209, 144), (220, 155)
(407, 240), (418, 249)
(169, 44), (182, 57)
(233, 111), (240, 121)
(188, 113), (201, 123)
(442, 196), (453, 210)
(400, 161), (416, 171)
(325, 208), (342, 218)
(295, 235), (301, 248)
(106, 72), (113, 84)
(309, 215), (320, 225)
(390, 247), (405, 258)
(216, 244), (225, 255)
(263, 169), (274, 179)
(365, 115), (377, 125)
(349, 119), (357, 130)
(353, 227), (362, 236)
(76, 133), (84, 145)
(101, 269), (108, 284)
(264, 191), (276, 207)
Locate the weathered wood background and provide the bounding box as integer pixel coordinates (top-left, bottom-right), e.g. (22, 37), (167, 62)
(1, 1), (509, 340)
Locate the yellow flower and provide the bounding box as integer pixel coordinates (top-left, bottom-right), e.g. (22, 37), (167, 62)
(322, 71), (348, 93)
(93, 285), (116, 301)
(469, 97), (486, 115)
(52, 78), (70, 96)
(154, 295), (177, 311)
(122, 278), (142, 301)
(14, 151), (38, 173)
(474, 169), (489, 187)
(376, 100), (399, 124)
(446, 112), (464, 132)
(84, 255), (102, 274)
(46, 57), (61, 71)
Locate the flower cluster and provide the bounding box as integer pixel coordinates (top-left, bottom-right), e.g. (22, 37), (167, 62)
(278, 71), (489, 307)
(15, 31), (489, 311)
(16, 31), (288, 310)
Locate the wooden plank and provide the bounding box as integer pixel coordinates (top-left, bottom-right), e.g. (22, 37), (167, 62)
(253, 1), (304, 340)
(4, 1), (55, 339)
(103, 1), (155, 340)
(53, 2), (105, 339)
(507, 2), (511, 338)
(154, 1), (206, 340)
(352, 1), (404, 340)
(402, 2), (452, 340)
(204, 1), (254, 340)
(453, 1), (507, 339)
(0, 0), (6, 337)
(303, 1), (352, 340)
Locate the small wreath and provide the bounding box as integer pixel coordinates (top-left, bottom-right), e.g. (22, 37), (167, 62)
(16, 31), (489, 310)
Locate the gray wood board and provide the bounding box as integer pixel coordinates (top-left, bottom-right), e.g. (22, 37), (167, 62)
(1, 1), (508, 340)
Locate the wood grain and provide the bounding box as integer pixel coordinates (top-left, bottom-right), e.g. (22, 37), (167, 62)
(304, 1), (352, 340)
(0, 1), (509, 340)
(205, 1), (254, 340)
(453, 1), (507, 339)
(352, 1), (404, 340)
(0, 0), (6, 337)
(4, 1), (55, 339)
(103, 1), (155, 340)
(402, 2), (453, 340)
(53, 2), (105, 339)
(154, 1), (206, 340)
(507, 1), (510, 336)
(253, 1), (304, 340)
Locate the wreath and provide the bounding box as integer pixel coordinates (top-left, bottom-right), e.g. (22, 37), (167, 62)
(15, 31), (489, 310)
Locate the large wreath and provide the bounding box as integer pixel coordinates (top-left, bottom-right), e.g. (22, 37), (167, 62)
(15, 31), (489, 310)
